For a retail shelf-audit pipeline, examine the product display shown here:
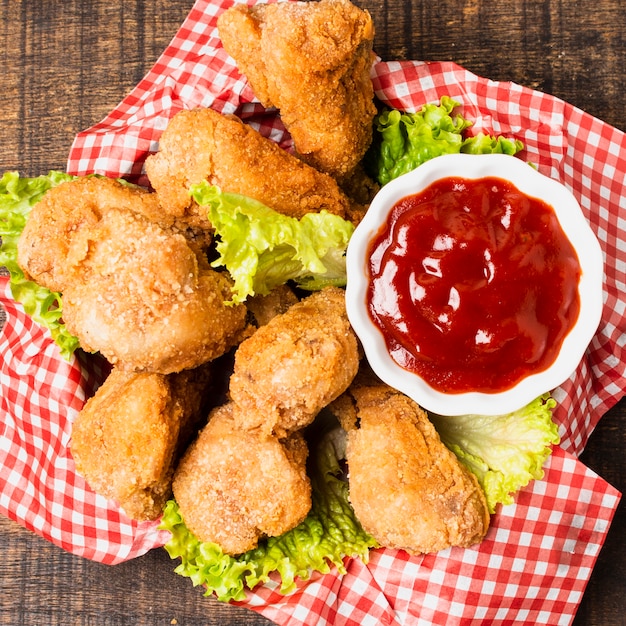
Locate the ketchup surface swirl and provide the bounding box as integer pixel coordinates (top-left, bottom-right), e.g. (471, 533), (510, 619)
(367, 176), (582, 394)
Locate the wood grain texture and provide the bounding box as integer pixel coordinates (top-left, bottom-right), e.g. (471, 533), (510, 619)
(0, 1), (624, 625)
(0, 0), (194, 175)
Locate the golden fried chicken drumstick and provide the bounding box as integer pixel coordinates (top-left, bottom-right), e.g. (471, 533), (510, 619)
(172, 401), (312, 555)
(17, 176), (212, 292)
(332, 371), (490, 554)
(229, 286), (360, 438)
(217, 0), (377, 179)
(71, 365), (215, 521)
(144, 106), (353, 221)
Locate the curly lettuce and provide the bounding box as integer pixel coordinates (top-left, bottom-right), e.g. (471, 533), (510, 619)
(159, 416), (377, 602)
(366, 96), (524, 185)
(429, 394), (560, 513)
(0, 170), (80, 358)
(190, 182), (354, 304)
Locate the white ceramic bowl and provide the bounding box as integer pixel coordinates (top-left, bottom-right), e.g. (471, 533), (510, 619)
(346, 153), (604, 416)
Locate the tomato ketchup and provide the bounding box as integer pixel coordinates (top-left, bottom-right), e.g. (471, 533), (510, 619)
(366, 176), (581, 394)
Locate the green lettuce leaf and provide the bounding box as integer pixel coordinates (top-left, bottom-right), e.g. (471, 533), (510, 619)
(461, 131), (525, 156)
(189, 182), (354, 304)
(429, 394), (560, 513)
(159, 501), (256, 602)
(366, 95), (524, 185)
(0, 170), (80, 359)
(159, 415), (377, 602)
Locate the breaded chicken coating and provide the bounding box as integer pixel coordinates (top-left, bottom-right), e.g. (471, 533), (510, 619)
(172, 402), (311, 555)
(17, 177), (164, 293)
(144, 107), (353, 221)
(245, 283), (300, 327)
(60, 208), (248, 373)
(71, 365), (214, 521)
(337, 372), (490, 554)
(17, 175), (248, 373)
(217, 0), (377, 178)
(17, 177), (211, 294)
(229, 286), (359, 438)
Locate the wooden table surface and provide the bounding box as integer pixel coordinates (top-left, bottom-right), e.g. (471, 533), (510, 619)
(1, 1), (624, 624)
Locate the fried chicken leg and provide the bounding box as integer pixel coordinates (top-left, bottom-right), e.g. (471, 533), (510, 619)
(229, 286), (360, 438)
(71, 365), (215, 521)
(335, 371), (490, 554)
(172, 401), (311, 555)
(60, 207), (248, 373)
(17, 176), (168, 293)
(144, 107), (353, 221)
(218, 0), (377, 179)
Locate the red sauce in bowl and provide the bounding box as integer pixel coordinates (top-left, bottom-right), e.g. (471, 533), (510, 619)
(366, 176), (582, 394)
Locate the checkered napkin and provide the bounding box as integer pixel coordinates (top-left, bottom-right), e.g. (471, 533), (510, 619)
(1, 0), (623, 623)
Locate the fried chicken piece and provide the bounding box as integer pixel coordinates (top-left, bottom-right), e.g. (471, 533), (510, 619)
(229, 286), (359, 438)
(144, 107), (353, 221)
(245, 283), (299, 327)
(17, 177), (210, 293)
(336, 162), (380, 210)
(172, 402), (311, 555)
(18, 175), (244, 372)
(217, 0), (377, 178)
(60, 208), (248, 373)
(170, 364), (227, 452)
(17, 177), (162, 292)
(337, 372), (490, 554)
(71, 365), (214, 521)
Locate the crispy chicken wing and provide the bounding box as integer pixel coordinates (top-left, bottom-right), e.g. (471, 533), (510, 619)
(229, 286), (359, 438)
(217, 0), (377, 179)
(144, 107), (353, 221)
(172, 401), (311, 555)
(336, 371), (490, 554)
(71, 365), (214, 521)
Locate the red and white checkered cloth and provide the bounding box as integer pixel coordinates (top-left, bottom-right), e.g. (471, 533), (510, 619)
(1, 0), (623, 623)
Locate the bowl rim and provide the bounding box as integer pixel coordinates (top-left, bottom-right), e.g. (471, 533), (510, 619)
(345, 153), (604, 416)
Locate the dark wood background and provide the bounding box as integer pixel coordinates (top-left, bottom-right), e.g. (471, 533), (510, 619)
(1, 1), (624, 624)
